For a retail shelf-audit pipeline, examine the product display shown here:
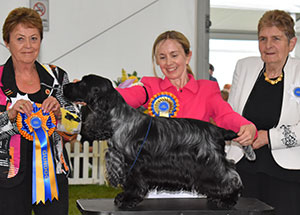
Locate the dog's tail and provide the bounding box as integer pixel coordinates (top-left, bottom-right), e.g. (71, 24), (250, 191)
(222, 129), (238, 141)
(222, 128), (256, 161)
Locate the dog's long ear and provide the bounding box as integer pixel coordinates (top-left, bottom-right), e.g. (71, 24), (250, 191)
(82, 108), (113, 140)
(81, 99), (113, 141)
(83, 76), (118, 140)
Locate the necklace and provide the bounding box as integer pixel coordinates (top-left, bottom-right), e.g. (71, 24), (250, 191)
(264, 72), (283, 85)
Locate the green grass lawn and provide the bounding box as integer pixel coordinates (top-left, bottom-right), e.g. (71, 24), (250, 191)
(69, 184), (122, 215)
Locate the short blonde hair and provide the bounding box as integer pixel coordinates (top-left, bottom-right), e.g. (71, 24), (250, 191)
(2, 7), (43, 43)
(258, 10), (295, 40)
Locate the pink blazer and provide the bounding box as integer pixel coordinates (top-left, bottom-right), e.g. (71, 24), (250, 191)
(117, 74), (251, 133)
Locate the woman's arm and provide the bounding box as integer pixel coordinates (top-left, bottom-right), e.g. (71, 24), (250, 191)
(269, 123), (300, 150)
(0, 111), (19, 140)
(208, 81), (256, 146)
(0, 97), (34, 140)
(116, 84), (148, 108)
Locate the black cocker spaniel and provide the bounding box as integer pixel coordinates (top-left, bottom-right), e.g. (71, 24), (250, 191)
(63, 74), (243, 209)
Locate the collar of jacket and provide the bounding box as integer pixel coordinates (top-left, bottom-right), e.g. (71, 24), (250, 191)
(160, 73), (198, 94)
(1, 57), (55, 99)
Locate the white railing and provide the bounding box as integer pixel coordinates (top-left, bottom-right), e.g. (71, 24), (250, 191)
(65, 140), (107, 185)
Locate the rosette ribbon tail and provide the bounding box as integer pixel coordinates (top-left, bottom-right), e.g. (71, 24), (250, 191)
(32, 126), (58, 204)
(17, 103), (58, 204)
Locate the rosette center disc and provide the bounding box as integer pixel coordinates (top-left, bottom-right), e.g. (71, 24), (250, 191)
(294, 87), (300, 97)
(30, 116), (42, 129)
(158, 101), (170, 112)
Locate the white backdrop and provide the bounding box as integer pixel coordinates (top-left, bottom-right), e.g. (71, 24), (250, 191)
(0, 0), (197, 83)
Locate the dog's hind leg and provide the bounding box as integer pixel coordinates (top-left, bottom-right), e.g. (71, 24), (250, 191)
(195, 151), (242, 209)
(205, 160), (243, 209)
(216, 168), (243, 209)
(114, 172), (148, 209)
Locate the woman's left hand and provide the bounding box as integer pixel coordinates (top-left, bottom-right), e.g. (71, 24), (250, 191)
(233, 123), (257, 146)
(252, 130), (268, 149)
(42, 96), (61, 118)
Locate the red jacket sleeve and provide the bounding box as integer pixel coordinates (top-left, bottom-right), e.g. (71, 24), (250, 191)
(207, 82), (252, 133)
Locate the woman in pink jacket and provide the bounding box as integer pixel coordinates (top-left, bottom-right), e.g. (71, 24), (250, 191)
(117, 30), (256, 146)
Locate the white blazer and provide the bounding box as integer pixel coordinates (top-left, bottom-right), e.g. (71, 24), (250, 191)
(227, 56), (300, 170)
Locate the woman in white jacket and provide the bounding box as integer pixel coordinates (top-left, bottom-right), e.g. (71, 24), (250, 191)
(227, 10), (300, 215)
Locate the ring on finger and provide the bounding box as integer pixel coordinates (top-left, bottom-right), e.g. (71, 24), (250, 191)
(20, 104), (23, 109)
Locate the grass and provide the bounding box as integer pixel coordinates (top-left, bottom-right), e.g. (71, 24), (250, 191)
(69, 184), (122, 215)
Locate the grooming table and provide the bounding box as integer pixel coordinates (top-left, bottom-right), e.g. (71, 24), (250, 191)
(76, 197), (275, 215)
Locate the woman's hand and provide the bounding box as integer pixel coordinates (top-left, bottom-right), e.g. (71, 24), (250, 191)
(252, 130), (268, 149)
(233, 123), (257, 146)
(8, 99), (33, 120)
(42, 96), (61, 118)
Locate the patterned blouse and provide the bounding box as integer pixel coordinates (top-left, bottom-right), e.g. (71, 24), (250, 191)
(0, 57), (80, 187)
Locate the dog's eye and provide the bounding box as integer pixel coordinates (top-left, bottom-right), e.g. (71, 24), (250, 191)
(91, 87), (99, 94)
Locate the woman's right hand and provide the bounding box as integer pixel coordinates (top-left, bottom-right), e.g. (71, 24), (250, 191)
(8, 99), (32, 121)
(233, 123), (257, 146)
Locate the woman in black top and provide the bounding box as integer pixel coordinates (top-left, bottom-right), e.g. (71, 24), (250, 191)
(0, 7), (80, 215)
(227, 10), (300, 215)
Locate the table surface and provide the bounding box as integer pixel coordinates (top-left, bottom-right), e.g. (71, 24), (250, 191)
(77, 197), (275, 215)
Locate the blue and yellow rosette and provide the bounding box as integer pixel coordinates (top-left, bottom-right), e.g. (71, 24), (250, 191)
(289, 84), (300, 104)
(148, 92), (179, 118)
(16, 103), (58, 204)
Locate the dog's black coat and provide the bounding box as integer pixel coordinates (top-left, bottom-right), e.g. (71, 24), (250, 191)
(63, 74), (243, 209)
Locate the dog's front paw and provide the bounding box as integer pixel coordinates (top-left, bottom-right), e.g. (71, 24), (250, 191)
(207, 196), (237, 210)
(114, 192), (125, 208)
(114, 192), (142, 209)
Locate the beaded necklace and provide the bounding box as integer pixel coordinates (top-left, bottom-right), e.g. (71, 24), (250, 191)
(263, 72), (283, 85)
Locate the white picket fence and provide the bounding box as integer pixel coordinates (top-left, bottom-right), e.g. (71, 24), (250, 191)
(65, 140), (107, 185)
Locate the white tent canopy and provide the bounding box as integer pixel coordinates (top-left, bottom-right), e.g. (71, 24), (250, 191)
(1, 0), (300, 83)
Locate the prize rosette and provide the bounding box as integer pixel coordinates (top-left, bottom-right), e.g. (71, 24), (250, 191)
(148, 92), (179, 117)
(289, 83), (300, 104)
(16, 102), (59, 204)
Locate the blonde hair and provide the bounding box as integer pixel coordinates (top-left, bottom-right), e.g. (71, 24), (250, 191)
(152, 30), (193, 77)
(258, 10), (295, 40)
(3, 7), (43, 43)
